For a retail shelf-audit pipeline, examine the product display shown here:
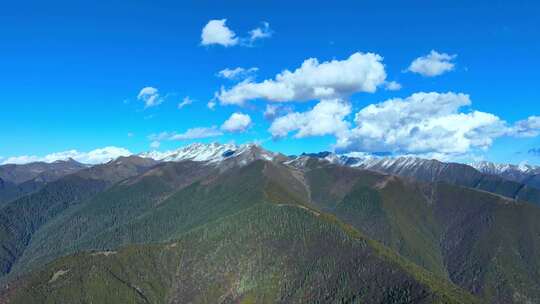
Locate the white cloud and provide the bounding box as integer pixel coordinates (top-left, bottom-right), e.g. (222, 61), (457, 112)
(201, 19), (239, 47)
(248, 22), (272, 42)
(178, 96), (194, 109)
(207, 100), (217, 110)
(171, 127), (223, 140)
(334, 92), (509, 155)
(407, 50), (457, 77)
(263, 104), (292, 120)
(137, 86), (163, 108)
(384, 81), (402, 91)
(264, 104), (279, 120)
(217, 67), (258, 81)
(201, 19), (272, 47)
(127, 132), (134, 137)
(149, 127), (223, 142)
(2, 146), (132, 165)
(221, 112), (252, 132)
(216, 52), (386, 106)
(511, 116), (540, 137)
(150, 141), (161, 149)
(269, 99), (351, 138)
(2, 155), (41, 165)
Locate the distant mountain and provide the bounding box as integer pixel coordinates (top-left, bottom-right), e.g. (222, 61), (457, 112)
(0, 158), (87, 184)
(140, 144), (540, 192)
(299, 152), (540, 205)
(470, 160), (540, 177)
(2, 143), (540, 303)
(139, 145), (540, 206)
(471, 161), (540, 189)
(140, 142), (283, 164)
(0, 159), (88, 205)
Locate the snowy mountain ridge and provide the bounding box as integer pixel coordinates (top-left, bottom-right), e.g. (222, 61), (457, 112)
(139, 142), (277, 165)
(469, 160), (540, 175)
(140, 143), (540, 176)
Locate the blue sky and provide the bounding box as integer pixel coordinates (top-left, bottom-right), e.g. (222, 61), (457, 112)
(1, 0), (539, 164)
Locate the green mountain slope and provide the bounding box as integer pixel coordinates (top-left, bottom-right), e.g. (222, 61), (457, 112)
(0, 156), (156, 277)
(4, 204), (477, 304)
(1, 156), (539, 303)
(0, 178), (25, 207)
(0, 175), (108, 276)
(11, 160), (307, 278)
(434, 183), (540, 303)
(299, 161), (540, 303)
(302, 164), (447, 278)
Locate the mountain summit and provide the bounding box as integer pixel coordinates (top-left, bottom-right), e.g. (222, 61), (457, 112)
(140, 142), (282, 165)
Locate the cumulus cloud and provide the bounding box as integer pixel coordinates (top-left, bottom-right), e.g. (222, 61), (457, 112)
(334, 92), (511, 155)
(1, 147), (132, 165)
(137, 87), (163, 108)
(221, 112), (252, 132)
(511, 116), (540, 137)
(201, 19), (239, 47)
(384, 81), (402, 91)
(217, 67), (258, 81)
(216, 52), (386, 105)
(201, 19), (272, 47)
(269, 99), (351, 138)
(149, 127), (223, 142)
(178, 96), (194, 109)
(248, 22), (272, 42)
(150, 141), (161, 149)
(407, 50), (457, 77)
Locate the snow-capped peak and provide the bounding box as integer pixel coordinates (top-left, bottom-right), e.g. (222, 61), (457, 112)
(518, 161), (536, 173)
(469, 160), (539, 174)
(290, 151), (450, 174)
(140, 142), (276, 164)
(162, 142), (237, 162)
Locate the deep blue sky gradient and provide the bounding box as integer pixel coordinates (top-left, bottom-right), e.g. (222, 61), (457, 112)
(1, 0), (539, 163)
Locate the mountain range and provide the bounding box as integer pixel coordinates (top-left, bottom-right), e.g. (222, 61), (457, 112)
(300, 152), (540, 205)
(0, 159), (88, 206)
(0, 143), (539, 303)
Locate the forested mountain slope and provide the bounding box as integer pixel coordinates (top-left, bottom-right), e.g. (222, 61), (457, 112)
(0, 156), (157, 277)
(0, 146), (539, 303)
